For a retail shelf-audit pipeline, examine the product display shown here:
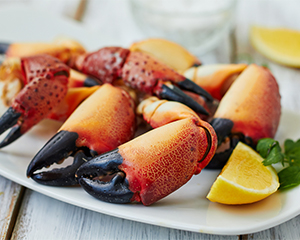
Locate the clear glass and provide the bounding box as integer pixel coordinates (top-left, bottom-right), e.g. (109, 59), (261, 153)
(129, 0), (237, 55)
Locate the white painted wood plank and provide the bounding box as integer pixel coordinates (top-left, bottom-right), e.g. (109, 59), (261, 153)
(11, 189), (238, 240)
(0, 176), (23, 239)
(241, 215), (300, 240)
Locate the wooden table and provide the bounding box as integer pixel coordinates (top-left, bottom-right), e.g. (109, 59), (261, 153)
(1, 1), (300, 239)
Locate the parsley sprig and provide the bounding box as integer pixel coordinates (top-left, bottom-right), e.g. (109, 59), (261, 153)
(257, 138), (300, 190)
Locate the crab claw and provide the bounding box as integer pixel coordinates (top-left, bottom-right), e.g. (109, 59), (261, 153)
(71, 47), (212, 115)
(0, 55), (70, 147)
(47, 86), (100, 122)
(76, 149), (134, 203)
(3, 37), (86, 63)
(206, 64), (281, 169)
(120, 51), (213, 115)
(77, 98), (217, 205)
(122, 51), (213, 101)
(27, 130), (86, 186)
(184, 64), (248, 101)
(27, 84), (136, 186)
(70, 47), (130, 84)
(129, 38), (201, 72)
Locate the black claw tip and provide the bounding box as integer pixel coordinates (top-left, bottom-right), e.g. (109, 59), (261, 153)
(78, 172), (134, 203)
(0, 42), (10, 54)
(83, 77), (100, 87)
(205, 150), (233, 169)
(0, 107), (21, 136)
(159, 84), (209, 115)
(210, 118), (234, 146)
(77, 149), (134, 203)
(27, 130), (79, 177)
(30, 151), (87, 186)
(192, 63), (202, 67)
(0, 125), (22, 149)
(177, 78), (213, 102)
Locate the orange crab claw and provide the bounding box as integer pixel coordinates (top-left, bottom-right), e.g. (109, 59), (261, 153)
(47, 85), (100, 122)
(27, 83), (136, 186)
(76, 98), (217, 205)
(2, 37), (86, 63)
(214, 64), (281, 143)
(184, 64), (248, 101)
(129, 38), (201, 73)
(207, 64), (281, 169)
(0, 54), (70, 148)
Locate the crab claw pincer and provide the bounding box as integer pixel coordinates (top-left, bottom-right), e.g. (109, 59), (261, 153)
(27, 84), (136, 186)
(71, 47), (213, 115)
(76, 98), (217, 206)
(0, 54), (69, 148)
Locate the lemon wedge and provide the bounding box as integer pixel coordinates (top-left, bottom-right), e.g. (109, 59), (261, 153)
(207, 142), (279, 205)
(250, 25), (300, 67)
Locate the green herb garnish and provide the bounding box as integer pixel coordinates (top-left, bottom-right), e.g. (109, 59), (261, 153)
(257, 138), (300, 190)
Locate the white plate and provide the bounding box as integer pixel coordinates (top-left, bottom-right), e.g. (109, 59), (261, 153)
(1, 5), (300, 236)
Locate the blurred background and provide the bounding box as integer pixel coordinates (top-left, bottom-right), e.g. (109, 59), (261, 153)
(1, 0), (299, 64)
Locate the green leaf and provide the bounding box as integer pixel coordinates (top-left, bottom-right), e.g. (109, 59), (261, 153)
(257, 138), (278, 158)
(256, 138), (300, 191)
(284, 139), (295, 154)
(262, 146), (284, 166)
(278, 166), (300, 190)
(257, 138), (283, 165)
(285, 139), (300, 154)
(284, 139), (300, 166)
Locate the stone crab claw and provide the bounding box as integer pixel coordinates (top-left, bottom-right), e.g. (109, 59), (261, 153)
(76, 97), (217, 206)
(184, 64), (248, 101)
(206, 64), (281, 169)
(129, 38), (202, 73)
(27, 84), (136, 186)
(0, 37), (86, 64)
(71, 47), (213, 116)
(0, 54), (69, 148)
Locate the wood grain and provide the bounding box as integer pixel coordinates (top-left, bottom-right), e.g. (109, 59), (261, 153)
(11, 190), (238, 240)
(0, 176), (24, 240)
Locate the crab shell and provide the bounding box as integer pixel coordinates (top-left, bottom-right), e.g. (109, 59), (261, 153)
(6, 37), (86, 63)
(184, 64), (248, 101)
(59, 83), (136, 153)
(130, 38), (201, 73)
(214, 64), (281, 143)
(117, 116), (216, 205)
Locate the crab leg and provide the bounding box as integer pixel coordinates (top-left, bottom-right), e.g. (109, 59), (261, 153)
(76, 97), (217, 205)
(27, 83), (136, 186)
